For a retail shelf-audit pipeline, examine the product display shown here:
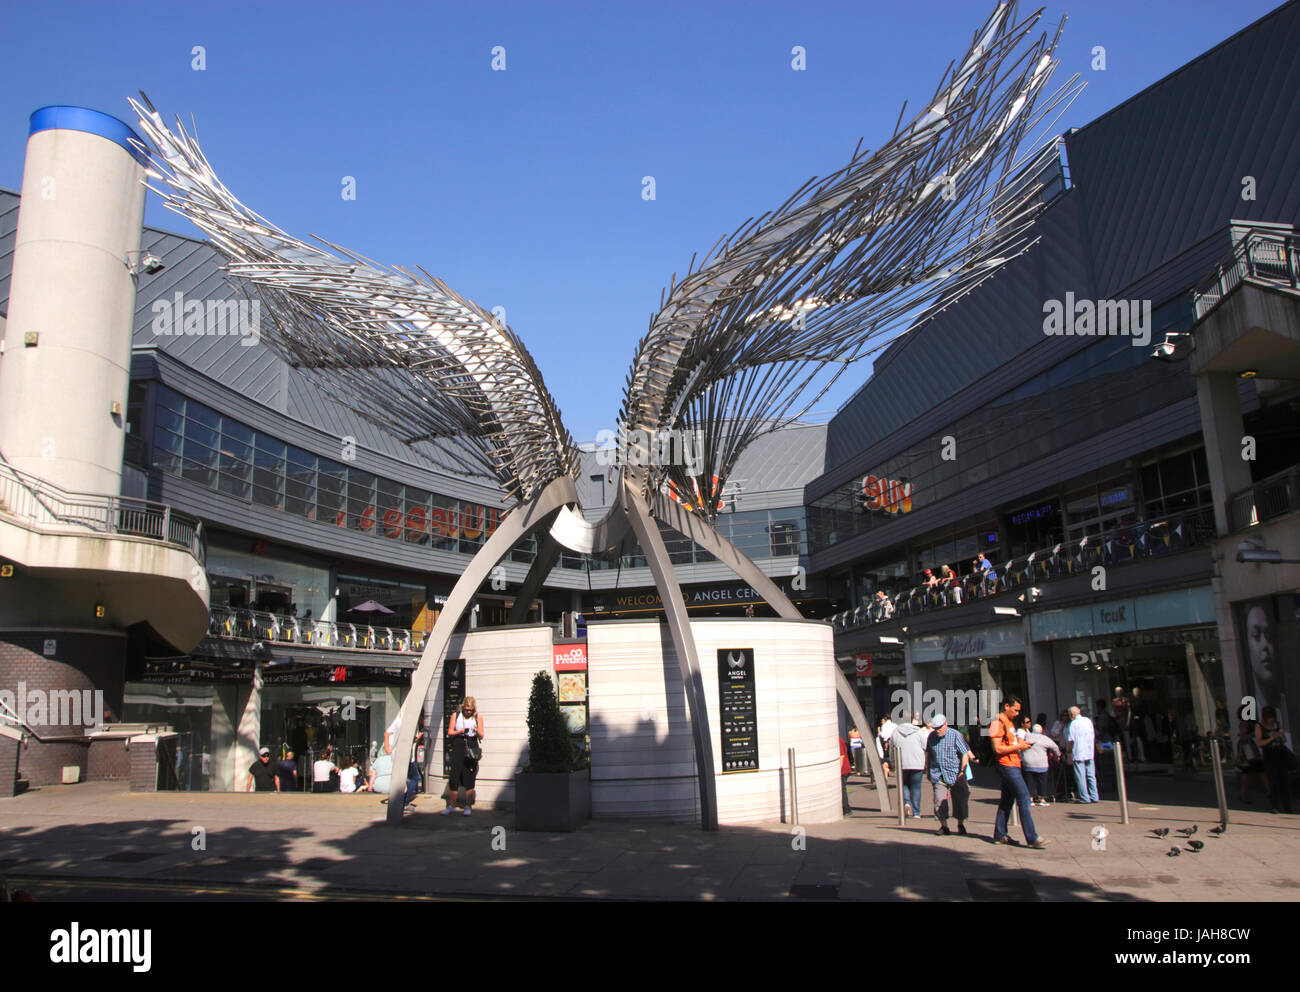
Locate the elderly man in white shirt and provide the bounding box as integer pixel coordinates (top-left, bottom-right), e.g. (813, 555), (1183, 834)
(1067, 706), (1099, 803)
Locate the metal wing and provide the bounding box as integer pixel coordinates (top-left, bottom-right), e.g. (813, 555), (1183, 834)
(130, 94), (577, 505)
(620, 1), (1082, 519)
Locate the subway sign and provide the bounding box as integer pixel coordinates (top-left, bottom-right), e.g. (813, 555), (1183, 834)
(862, 474), (914, 514)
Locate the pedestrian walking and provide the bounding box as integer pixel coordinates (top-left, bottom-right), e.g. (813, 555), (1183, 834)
(246, 746), (280, 792)
(848, 724), (864, 774)
(925, 714), (971, 836)
(276, 749), (298, 793)
(890, 718), (928, 819)
(1021, 723), (1060, 805)
(1257, 706), (1294, 815)
(1237, 705), (1266, 804)
(840, 736), (853, 815)
(1067, 705), (1100, 802)
(383, 716), (420, 812)
(989, 695), (1048, 848)
(877, 714), (897, 781)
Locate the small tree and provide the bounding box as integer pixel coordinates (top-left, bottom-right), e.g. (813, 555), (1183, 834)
(525, 670), (578, 773)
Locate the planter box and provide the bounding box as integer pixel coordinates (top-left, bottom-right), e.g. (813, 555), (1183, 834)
(514, 769), (591, 831)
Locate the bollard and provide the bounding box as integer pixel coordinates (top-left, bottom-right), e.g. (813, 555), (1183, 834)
(788, 747), (799, 826)
(1114, 739), (1129, 825)
(893, 743), (905, 827)
(1210, 737), (1229, 830)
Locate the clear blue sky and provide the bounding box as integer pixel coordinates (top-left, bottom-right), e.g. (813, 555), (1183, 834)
(0, 0), (1284, 442)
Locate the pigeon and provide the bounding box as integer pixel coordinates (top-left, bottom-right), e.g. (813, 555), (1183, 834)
(1187, 840), (1204, 851)
(1152, 827), (1170, 838)
(1209, 825), (1226, 836)
(1167, 847), (1181, 857)
(1177, 825), (1197, 837)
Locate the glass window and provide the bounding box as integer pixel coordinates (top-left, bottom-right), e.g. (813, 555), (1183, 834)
(377, 478), (403, 540)
(348, 469), (376, 532)
(154, 405), (184, 435)
(156, 385), (186, 416)
(404, 486), (431, 544)
(186, 402), (220, 432)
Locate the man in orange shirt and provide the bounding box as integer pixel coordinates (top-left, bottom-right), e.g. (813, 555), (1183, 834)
(990, 695), (1048, 849)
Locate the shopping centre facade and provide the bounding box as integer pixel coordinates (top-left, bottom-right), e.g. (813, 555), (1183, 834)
(2, 2), (1298, 797)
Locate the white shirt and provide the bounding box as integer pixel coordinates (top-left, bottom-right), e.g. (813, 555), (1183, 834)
(1068, 715), (1096, 762)
(454, 712), (479, 737)
(339, 767), (359, 793)
(313, 759), (335, 783)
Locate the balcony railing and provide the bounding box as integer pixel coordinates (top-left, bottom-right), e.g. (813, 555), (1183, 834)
(0, 451), (205, 564)
(1192, 226), (1300, 319)
(1227, 464), (1300, 533)
(830, 506), (1216, 633)
(207, 604), (424, 654)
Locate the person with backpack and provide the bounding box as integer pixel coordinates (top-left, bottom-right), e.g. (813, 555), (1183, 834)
(990, 695), (1048, 849)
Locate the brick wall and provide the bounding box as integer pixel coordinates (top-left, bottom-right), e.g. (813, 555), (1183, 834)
(0, 735), (18, 797)
(0, 631), (125, 786)
(16, 739), (88, 785)
(88, 737), (132, 781)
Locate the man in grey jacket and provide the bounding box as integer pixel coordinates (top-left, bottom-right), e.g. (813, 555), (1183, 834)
(890, 718), (928, 818)
(1021, 723), (1061, 806)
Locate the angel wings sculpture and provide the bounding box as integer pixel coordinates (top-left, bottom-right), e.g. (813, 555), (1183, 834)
(131, 1), (1078, 827)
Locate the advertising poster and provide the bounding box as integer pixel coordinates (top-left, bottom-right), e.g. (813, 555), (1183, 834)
(442, 658), (465, 776)
(717, 648), (759, 772)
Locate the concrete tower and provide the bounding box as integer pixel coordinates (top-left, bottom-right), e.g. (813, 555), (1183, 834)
(0, 106), (147, 494)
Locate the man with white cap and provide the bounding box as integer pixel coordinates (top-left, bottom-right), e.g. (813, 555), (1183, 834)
(246, 746), (280, 792)
(925, 714), (971, 836)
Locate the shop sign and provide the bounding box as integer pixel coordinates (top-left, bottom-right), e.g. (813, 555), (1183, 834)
(554, 643), (588, 672)
(862, 474), (913, 514)
(911, 624), (1022, 664)
(1031, 587), (1215, 642)
(854, 653), (873, 677)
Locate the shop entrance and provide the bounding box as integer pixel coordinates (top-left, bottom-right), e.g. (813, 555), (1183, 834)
(264, 699), (374, 789)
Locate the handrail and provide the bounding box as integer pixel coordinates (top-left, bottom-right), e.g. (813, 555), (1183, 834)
(206, 605), (423, 654)
(831, 504), (1216, 633)
(0, 450), (205, 564)
(1227, 462), (1300, 533)
(0, 695), (47, 742)
(1192, 226), (1300, 319)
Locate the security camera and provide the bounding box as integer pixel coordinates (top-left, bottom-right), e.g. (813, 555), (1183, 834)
(141, 253), (165, 275)
(1150, 332), (1192, 362)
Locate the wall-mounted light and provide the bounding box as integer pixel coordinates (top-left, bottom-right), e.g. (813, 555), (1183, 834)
(124, 250), (165, 276)
(1239, 369), (1258, 379)
(110, 400), (122, 416)
(93, 603), (106, 619)
(23, 331), (38, 347)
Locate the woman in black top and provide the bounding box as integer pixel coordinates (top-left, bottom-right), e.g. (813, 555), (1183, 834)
(1256, 706), (1293, 814)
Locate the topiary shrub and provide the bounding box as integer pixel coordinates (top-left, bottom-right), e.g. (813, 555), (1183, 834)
(524, 670), (580, 773)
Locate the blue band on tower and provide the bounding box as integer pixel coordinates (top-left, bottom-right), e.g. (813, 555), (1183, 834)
(29, 106), (148, 167)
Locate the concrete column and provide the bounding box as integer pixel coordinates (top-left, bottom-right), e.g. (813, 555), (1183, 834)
(1024, 633), (1057, 724)
(1195, 372), (1254, 534)
(209, 684), (240, 792)
(0, 108), (147, 493)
